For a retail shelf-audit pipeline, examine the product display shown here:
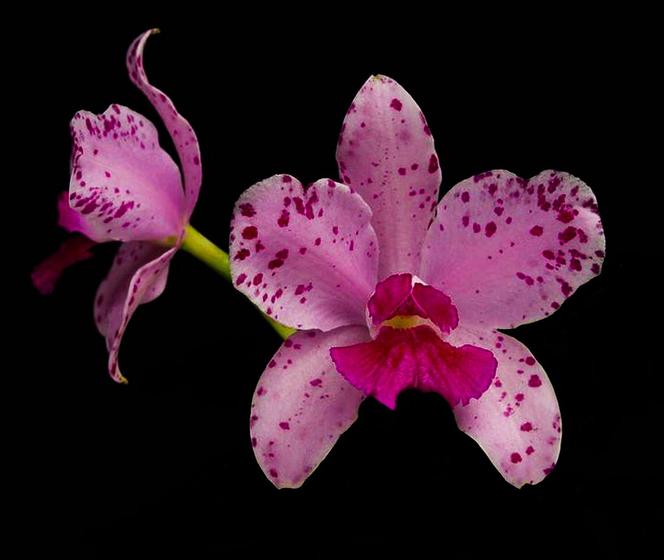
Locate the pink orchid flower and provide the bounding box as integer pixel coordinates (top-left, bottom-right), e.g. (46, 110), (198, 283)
(230, 75), (605, 488)
(32, 30), (203, 383)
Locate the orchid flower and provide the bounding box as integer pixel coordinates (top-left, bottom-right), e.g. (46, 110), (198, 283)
(230, 75), (605, 488)
(32, 30), (224, 383)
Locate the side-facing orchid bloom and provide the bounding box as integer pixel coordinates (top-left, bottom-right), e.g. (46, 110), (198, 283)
(32, 30), (204, 383)
(231, 75), (605, 488)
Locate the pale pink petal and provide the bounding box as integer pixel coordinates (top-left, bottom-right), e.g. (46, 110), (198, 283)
(31, 236), (96, 295)
(127, 30), (202, 220)
(448, 326), (561, 487)
(337, 75), (441, 279)
(94, 242), (176, 383)
(420, 170), (605, 329)
(251, 327), (369, 489)
(230, 175), (378, 331)
(331, 325), (496, 410)
(69, 105), (185, 243)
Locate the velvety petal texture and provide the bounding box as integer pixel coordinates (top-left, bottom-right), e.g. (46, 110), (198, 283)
(421, 170), (605, 329)
(337, 75), (441, 279)
(331, 325), (496, 410)
(230, 176), (379, 331)
(69, 105), (185, 243)
(449, 327), (561, 487)
(94, 242), (176, 383)
(127, 30), (202, 220)
(250, 327), (369, 489)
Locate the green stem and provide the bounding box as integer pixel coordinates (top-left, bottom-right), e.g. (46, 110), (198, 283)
(180, 225), (295, 340)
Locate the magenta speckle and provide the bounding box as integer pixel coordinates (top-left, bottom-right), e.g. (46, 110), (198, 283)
(559, 226), (577, 244)
(239, 203), (256, 217)
(278, 209), (290, 227)
(510, 452), (522, 464)
(485, 222), (497, 237)
(530, 225), (544, 236)
(242, 226), (258, 239)
(279, 422), (290, 430)
(520, 422), (533, 432)
(528, 375), (542, 388)
(428, 154), (439, 174)
(390, 98), (403, 111)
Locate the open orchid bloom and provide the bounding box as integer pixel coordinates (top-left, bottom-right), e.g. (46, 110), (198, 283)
(231, 76), (605, 488)
(32, 30), (202, 383)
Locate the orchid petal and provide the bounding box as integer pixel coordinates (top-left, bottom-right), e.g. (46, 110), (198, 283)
(69, 105), (185, 243)
(337, 75), (441, 279)
(230, 175), (378, 331)
(94, 242), (176, 383)
(448, 327), (561, 487)
(31, 236), (96, 295)
(127, 30), (202, 220)
(420, 170), (605, 329)
(251, 327), (368, 488)
(331, 325), (496, 410)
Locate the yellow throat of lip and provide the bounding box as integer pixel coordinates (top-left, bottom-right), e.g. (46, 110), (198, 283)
(382, 315), (427, 329)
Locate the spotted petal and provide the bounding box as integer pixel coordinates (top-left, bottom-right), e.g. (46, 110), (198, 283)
(230, 176), (378, 331)
(420, 170), (605, 329)
(448, 327), (561, 487)
(127, 30), (202, 220)
(69, 105), (185, 243)
(94, 242), (176, 383)
(250, 327), (369, 488)
(337, 75), (441, 279)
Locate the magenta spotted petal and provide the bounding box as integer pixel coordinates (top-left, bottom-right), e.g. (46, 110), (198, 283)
(127, 30), (202, 220)
(448, 327), (562, 487)
(230, 176), (378, 330)
(337, 76), (441, 279)
(420, 170), (605, 329)
(250, 327), (368, 489)
(95, 242), (176, 383)
(69, 105), (184, 243)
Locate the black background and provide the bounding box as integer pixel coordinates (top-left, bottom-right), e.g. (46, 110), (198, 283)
(12, 8), (656, 556)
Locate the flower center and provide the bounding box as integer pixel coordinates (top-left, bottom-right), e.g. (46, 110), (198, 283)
(366, 273), (459, 338)
(330, 272), (497, 410)
(382, 314), (428, 330)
